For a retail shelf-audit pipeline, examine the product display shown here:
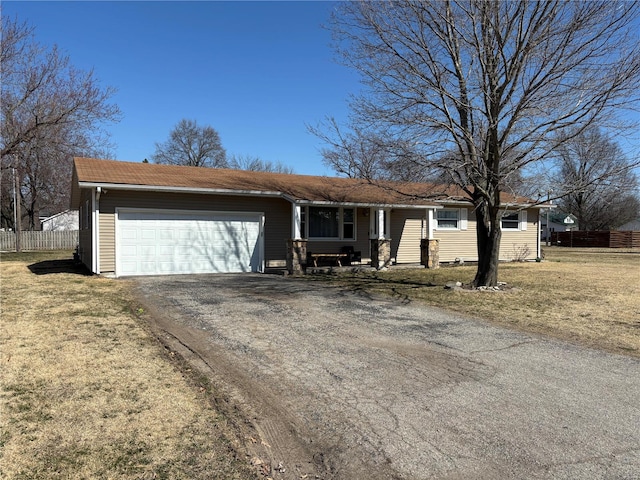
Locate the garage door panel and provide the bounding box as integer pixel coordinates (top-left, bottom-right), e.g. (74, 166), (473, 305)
(157, 245), (174, 256)
(140, 262), (157, 274)
(120, 244), (138, 256)
(120, 228), (138, 240)
(157, 262), (177, 273)
(159, 229), (174, 241)
(141, 229), (156, 241)
(117, 209), (263, 276)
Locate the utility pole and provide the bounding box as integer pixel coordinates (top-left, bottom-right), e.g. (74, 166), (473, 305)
(546, 190), (553, 247)
(14, 167), (22, 253)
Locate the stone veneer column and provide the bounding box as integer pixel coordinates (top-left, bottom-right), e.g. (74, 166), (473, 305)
(371, 238), (391, 270)
(286, 239), (308, 275)
(421, 238), (440, 269)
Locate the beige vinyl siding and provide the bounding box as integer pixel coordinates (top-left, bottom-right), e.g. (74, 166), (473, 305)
(499, 210), (538, 261)
(391, 209), (426, 264)
(99, 213), (115, 273)
(97, 190), (291, 274)
(435, 207), (478, 262)
(435, 208), (539, 263)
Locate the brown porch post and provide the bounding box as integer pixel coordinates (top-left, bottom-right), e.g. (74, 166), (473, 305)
(421, 238), (440, 269)
(286, 239), (307, 275)
(371, 238), (391, 270)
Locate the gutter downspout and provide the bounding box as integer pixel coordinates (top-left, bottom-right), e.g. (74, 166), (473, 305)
(537, 209), (541, 260)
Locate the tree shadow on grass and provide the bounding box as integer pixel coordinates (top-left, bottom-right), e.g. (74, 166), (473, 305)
(28, 259), (93, 276)
(307, 272), (439, 304)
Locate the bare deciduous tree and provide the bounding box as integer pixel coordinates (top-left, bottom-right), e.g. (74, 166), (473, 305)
(1, 16), (120, 230)
(152, 119), (227, 168)
(554, 127), (639, 230)
(227, 154), (294, 174)
(323, 0), (640, 286)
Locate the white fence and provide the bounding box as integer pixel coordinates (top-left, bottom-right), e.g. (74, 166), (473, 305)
(0, 230), (78, 251)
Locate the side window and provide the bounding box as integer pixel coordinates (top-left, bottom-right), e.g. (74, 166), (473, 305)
(501, 212), (520, 230)
(501, 211), (527, 230)
(436, 209), (459, 229)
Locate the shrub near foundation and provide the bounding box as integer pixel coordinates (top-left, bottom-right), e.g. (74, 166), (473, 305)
(0, 252), (254, 480)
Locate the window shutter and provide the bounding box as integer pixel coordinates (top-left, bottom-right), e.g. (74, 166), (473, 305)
(519, 210), (528, 231)
(460, 208), (468, 230)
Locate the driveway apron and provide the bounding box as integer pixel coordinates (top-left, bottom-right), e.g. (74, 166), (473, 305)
(134, 274), (640, 480)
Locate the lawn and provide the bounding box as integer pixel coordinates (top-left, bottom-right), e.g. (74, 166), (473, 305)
(0, 251), (255, 480)
(1, 247), (638, 478)
(307, 247), (640, 357)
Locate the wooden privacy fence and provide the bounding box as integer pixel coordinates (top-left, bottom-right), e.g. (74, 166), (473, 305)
(552, 230), (640, 248)
(0, 230), (79, 251)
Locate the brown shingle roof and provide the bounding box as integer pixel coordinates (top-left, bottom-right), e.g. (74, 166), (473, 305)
(72, 157), (536, 208)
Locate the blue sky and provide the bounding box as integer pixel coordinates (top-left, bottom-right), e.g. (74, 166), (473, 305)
(4, 1), (639, 178)
(4, 1), (358, 176)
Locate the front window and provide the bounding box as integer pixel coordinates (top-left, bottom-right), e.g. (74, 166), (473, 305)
(342, 208), (355, 240)
(309, 207), (339, 238)
(300, 207), (306, 239)
(501, 212), (520, 230)
(307, 206), (356, 240)
(436, 209), (459, 229)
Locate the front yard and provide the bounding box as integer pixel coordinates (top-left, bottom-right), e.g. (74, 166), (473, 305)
(1, 246), (638, 478)
(308, 247), (640, 357)
(0, 251), (254, 480)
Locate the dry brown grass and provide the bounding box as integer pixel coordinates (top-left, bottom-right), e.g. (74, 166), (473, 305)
(0, 252), (254, 479)
(308, 247), (640, 356)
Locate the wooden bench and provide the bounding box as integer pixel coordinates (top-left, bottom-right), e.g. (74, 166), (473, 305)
(308, 253), (349, 267)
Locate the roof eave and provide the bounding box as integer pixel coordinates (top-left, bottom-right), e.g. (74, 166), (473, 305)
(76, 182), (286, 199)
(296, 199), (441, 209)
(75, 182), (443, 208)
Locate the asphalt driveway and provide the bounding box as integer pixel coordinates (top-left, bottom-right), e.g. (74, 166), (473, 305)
(134, 273), (640, 480)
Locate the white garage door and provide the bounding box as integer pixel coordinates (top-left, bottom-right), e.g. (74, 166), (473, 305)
(116, 209), (263, 276)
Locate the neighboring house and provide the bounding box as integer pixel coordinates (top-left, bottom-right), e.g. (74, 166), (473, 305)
(40, 210), (79, 231)
(71, 157), (548, 277)
(540, 211), (577, 242)
(617, 218), (640, 231)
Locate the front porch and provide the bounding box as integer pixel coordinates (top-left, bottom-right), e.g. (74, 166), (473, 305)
(285, 205), (441, 275)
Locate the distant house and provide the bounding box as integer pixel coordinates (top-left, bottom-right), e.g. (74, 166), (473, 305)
(617, 218), (640, 231)
(71, 157), (549, 277)
(540, 211), (577, 242)
(41, 210), (79, 231)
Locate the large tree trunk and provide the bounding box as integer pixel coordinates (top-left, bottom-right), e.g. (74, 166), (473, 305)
(473, 201), (501, 287)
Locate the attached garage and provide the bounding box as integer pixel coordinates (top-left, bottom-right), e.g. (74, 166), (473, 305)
(115, 209), (264, 276)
